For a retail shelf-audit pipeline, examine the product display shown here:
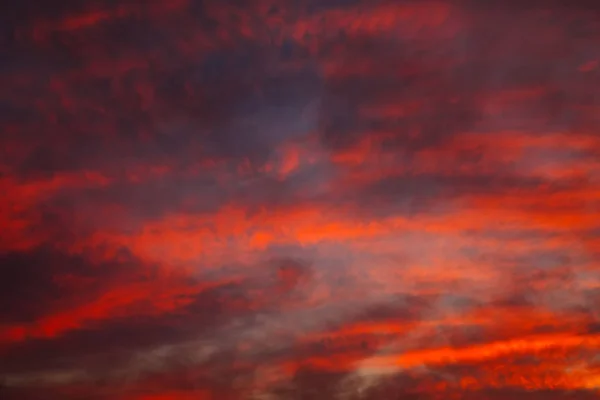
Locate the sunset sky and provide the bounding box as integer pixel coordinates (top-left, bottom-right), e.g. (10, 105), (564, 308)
(1, 1), (600, 399)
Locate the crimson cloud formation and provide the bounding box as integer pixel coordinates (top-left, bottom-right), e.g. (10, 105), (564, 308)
(1, 0), (600, 399)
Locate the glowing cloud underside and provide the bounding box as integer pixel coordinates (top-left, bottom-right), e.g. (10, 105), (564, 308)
(1, 0), (600, 399)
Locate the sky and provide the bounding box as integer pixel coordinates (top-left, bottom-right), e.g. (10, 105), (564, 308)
(1, 0), (600, 399)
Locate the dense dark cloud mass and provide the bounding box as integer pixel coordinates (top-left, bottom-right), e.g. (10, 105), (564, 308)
(1, 0), (600, 399)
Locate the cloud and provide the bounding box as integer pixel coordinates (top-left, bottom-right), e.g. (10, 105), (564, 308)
(1, 0), (600, 398)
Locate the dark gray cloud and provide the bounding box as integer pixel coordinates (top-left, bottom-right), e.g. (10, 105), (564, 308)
(0, 246), (145, 324)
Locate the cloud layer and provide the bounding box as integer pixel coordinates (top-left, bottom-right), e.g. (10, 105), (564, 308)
(1, 0), (600, 398)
